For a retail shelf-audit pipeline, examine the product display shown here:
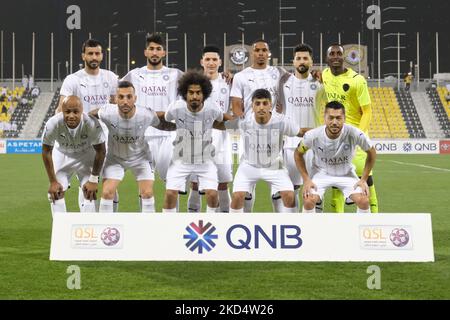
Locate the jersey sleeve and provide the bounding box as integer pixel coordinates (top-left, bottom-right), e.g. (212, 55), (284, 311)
(89, 117), (106, 146)
(230, 74), (244, 99)
(353, 127), (372, 151)
(41, 118), (57, 146)
(215, 108), (224, 122)
(356, 76), (371, 106)
(297, 131), (313, 153)
(97, 104), (109, 124)
(165, 102), (176, 122)
(60, 75), (76, 97)
(109, 72), (119, 96)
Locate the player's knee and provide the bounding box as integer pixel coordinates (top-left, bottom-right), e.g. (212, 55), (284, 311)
(204, 189), (218, 199)
(303, 198), (316, 210)
(140, 190), (153, 199)
(355, 195), (369, 209)
(165, 189), (178, 201)
(281, 191), (295, 207)
(102, 188), (116, 200)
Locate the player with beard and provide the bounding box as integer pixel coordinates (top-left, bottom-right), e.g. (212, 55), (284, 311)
(57, 39), (119, 212)
(274, 43), (326, 212)
(294, 101), (376, 213)
(163, 71), (234, 212)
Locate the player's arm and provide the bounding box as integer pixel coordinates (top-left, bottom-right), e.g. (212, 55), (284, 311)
(231, 97), (244, 117)
(355, 146), (376, 196)
(213, 112), (236, 130)
(55, 95), (66, 114)
(294, 142), (317, 196)
(222, 71), (234, 85)
(359, 104), (372, 133)
(82, 142), (106, 201)
(154, 112), (176, 131)
(42, 144), (64, 202)
(88, 108), (100, 119)
(296, 127), (313, 137)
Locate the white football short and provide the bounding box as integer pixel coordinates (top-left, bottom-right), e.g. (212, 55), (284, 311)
(102, 156), (154, 181)
(309, 171), (363, 200)
(52, 148), (95, 191)
(166, 161), (218, 192)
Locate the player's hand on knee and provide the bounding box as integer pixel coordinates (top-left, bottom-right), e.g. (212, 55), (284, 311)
(82, 182), (98, 201)
(354, 179), (369, 196)
(48, 181), (64, 202)
(302, 179), (317, 198)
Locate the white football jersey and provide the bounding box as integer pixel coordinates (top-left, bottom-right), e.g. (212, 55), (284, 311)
(165, 100), (223, 164)
(42, 113), (105, 154)
(121, 66), (183, 137)
(282, 74), (323, 148)
(207, 76), (231, 153)
(60, 69), (118, 113)
(301, 124), (372, 176)
(239, 113), (299, 169)
(98, 104), (160, 163)
(230, 66), (285, 119)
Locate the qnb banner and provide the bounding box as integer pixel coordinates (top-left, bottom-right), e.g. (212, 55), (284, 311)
(373, 139), (439, 154)
(50, 213), (434, 262)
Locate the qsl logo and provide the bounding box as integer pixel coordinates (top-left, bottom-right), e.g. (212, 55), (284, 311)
(184, 220), (218, 254)
(389, 228), (409, 247)
(101, 227), (121, 246)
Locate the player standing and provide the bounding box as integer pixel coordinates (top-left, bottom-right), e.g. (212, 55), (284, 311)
(230, 39), (287, 212)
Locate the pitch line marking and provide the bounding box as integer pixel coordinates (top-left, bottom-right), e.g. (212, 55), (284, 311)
(380, 160), (450, 172)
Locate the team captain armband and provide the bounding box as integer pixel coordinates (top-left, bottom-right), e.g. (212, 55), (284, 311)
(297, 140), (309, 154)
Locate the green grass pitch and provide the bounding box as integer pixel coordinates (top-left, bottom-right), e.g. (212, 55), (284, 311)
(0, 154), (449, 299)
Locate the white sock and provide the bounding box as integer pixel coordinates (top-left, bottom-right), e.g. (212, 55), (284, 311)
(271, 192), (282, 213)
(113, 191), (119, 212)
(99, 198), (114, 213)
(280, 205), (297, 213)
(302, 206), (315, 213)
(162, 207), (177, 213)
(51, 198), (67, 216)
(294, 188), (300, 212)
(357, 207), (371, 213)
(78, 186), (84, 211)
(141, 197), (155, 213)
(244, 192), (254, 213)
(230, 207), (244, 213)
(187, 189), (201, 212)
(206, 206), (218, 213)
(218, 189), (230, 212)
(81, 199), (96, 212)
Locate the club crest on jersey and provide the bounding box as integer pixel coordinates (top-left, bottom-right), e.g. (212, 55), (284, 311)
(310, 83), (317, 90)
(343, 83), (350, 92)
(103, 82), (109, 88)
(220, 88), (228, 94)
(81, 134), (88, 139)
(163, 74), (170, 81)
(343, 143), (350, 150)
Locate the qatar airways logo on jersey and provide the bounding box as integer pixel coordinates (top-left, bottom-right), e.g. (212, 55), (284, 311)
(287, 96), (314, 107)
(326, 92), (346, 102)
(320, 156), (349, 165)
(59, 141), (88, 150)
(112, 135), (141, 144)
(83, 95), (109, 105)
(141, 86), (168, 96)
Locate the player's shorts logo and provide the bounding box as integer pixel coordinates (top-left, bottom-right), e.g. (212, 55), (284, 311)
(184, 220), (218, 254)
(101, 227), (121, 246)
(230, 47), (249, 65)
(389, 228), (409, 247)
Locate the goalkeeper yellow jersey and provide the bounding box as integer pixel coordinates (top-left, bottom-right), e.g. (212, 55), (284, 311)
(322, 67), (371, 134)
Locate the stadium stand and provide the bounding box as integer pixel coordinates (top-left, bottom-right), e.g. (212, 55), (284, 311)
(36, 88), (60, 138)
(368, 87), (409, 138)
(0, 86), (37, 138)
(394, 88), (426, 138)
(426, 86), (450, 138)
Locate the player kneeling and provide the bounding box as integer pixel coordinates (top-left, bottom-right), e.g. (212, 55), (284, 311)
(42, 96), (106, 214)
(294, 101), (376, 213)
(230, 89), (308, 213)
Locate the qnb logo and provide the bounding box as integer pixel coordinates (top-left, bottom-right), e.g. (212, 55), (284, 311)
(390, 228), (409, 247)
(402, 142), (412, 152)
(184, 220), (218, 254)
(101, 227), (120, 246)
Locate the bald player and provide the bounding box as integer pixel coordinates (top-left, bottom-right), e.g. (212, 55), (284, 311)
(321, 44), (378, 213)
(42, 96), (106, 214)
